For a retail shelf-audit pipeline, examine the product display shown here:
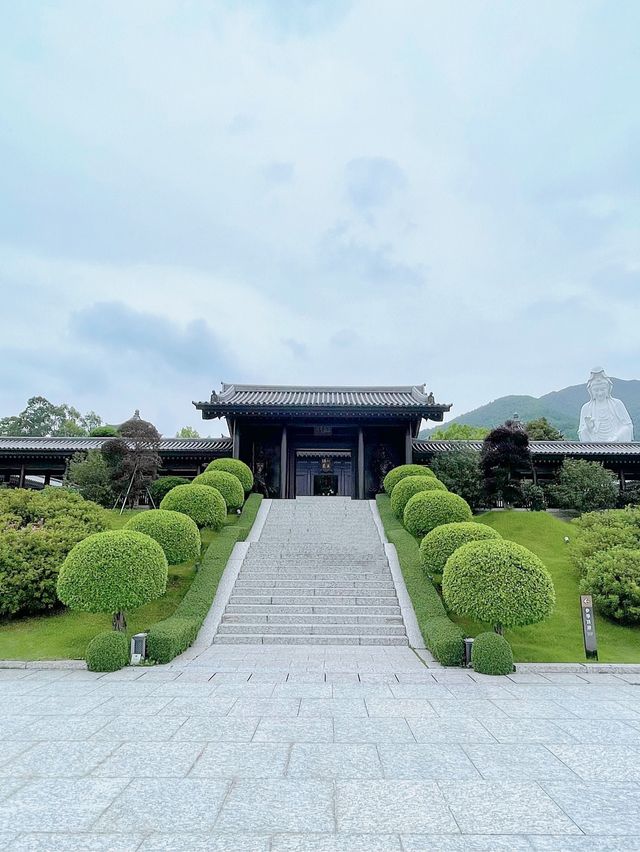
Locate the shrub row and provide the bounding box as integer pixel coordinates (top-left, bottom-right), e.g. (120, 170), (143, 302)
(146, 494), (263, 663)
(377, 495), (465, 666)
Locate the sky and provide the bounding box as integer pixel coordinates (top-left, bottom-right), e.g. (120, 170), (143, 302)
(1, 0), (639, 436)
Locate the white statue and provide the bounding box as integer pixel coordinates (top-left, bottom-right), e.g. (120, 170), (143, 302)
(578, 368), (634, 443)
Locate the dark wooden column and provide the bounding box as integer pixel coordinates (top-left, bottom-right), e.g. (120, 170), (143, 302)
(358, 426), (365, 499)
(232, 420), (240, 459)
(280, 425), (288, 499)
(44, 472), (51, 486)
(18, 464), (25, 488)
(405, 424), (413, 464)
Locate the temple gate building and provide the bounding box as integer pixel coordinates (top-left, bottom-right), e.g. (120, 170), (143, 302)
(194, 384), (450, 499)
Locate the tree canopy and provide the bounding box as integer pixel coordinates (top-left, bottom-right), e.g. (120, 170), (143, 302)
(525, 417), (564, 441)
(0, 396), (102, 437)
(430, 423), (489, 440)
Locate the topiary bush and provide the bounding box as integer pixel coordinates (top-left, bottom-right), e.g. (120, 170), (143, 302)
(403, 490), (472, 539)
(85, 630), (130, 672)
(206, 458), (254, 493)
(383, 464), (435, 495)
(160, 483), (226, 529)
(148, 476), (190, 504)
(57, 530), (168, 631)
(443, 539), (555, 633)
(193, 470), (244, 512)
(390, 475), (447, 520)
(419, 521), (501, 583)
(472, 631), (514, 675)
(124, 509), (201, 565)
(581, 548), (640, 624)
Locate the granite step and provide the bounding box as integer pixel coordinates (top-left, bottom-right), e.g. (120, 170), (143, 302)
(213, 634), (409, 645)
(221, 613), (403, 625)
(227, 594), (399, 606)
(224, 604), (402, 615)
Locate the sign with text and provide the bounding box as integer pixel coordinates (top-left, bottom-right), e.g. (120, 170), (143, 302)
(314, 426), (332, 436)
(580, 594), (598, 660)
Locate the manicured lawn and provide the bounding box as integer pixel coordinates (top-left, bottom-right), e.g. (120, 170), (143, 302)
(453, 510), (640, 663)
(0, 511), (216, 661)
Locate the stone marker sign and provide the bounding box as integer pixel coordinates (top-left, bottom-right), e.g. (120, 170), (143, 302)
(580, 594), (598, 660)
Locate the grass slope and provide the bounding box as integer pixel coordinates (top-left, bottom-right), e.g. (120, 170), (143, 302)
(455, 511), (640, 663)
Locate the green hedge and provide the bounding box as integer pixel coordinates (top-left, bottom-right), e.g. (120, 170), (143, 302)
(581, 548), (640, 624)
(206, 458), (254, 493)
(376, 494), (464, 666)
(85, 630), (130, 672)
(472, 631), (514, 675)
(193, 470), (244, 512)
(124, 509), (201, 565)
(419, 521), (501, 583)
(390, 475), (447, 520)
(160, 483), (226, 529)
(403, 490), (472, 539)
(383, 464), (435, 495)
(57, 530), (168, 614)
(443, 539), (555, 632)
(147, 494), (263, 663)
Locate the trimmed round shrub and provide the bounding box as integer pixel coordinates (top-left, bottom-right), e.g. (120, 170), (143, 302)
(57, 530), (168, 616)
(206, 458), (254, 493)
(85, 630), (130, 672)
(443, 539), (555, 632)
(403, 491), (472, 539)
(472, 631), (514, 675)
(581, 548), (640, 624)
(420, 522), (501, 581)
(149, 476), (189, 504)
(160, 483), (226, 529)
(391, 475), (447, 520)
(193, 470), (244, 512)
(124, 509), (201, 565)
(383, 464), (435, 495)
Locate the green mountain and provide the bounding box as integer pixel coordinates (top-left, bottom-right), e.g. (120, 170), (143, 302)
(421, 378), (640, 440)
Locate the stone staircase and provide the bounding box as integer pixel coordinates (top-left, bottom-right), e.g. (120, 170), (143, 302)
(214, 497), (408, 645)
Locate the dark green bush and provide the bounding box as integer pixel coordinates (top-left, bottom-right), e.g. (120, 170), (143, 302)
(443, 539), (555, 632)
(521, 482), (547, 511)
(57, 530), (168, 617)
(160, 483), (226, 529)
(206, 458), (254, 493)
(124, 509), (201, 565)
(148, 476), (189, 504)
(0, 488), (108, 619)
(403, 490), (472, 539)
(376, 495), (465, 666)
(85, 630), (130, 672)
(390, 475), (447, 519)
(383, 464), (434, 495)
(193, 470), (244, 511)
(147, 494), (263, 662)
(419, 521), (501, 582)
(581, 548), (640, 624)
(430, 448), (484, 510)
(569, 507), (640, 577)
(472, 631), (514, 675)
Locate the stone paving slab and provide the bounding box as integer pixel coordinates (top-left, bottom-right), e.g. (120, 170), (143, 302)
(1, 648), (640, 847)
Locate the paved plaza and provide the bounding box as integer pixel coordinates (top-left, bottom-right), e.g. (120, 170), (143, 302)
(1, 647), (640, 850)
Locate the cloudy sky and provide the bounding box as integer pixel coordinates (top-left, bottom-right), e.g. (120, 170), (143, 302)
(1, 1), (639, 435)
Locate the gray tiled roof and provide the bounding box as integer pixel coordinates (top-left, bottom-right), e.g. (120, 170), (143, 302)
(413, 440), (640, 456)
(0, 437), (232, 453)
(201, 383), (447, 409)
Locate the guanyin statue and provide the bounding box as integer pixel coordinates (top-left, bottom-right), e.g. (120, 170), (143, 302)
(578, 368), (634, 443)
